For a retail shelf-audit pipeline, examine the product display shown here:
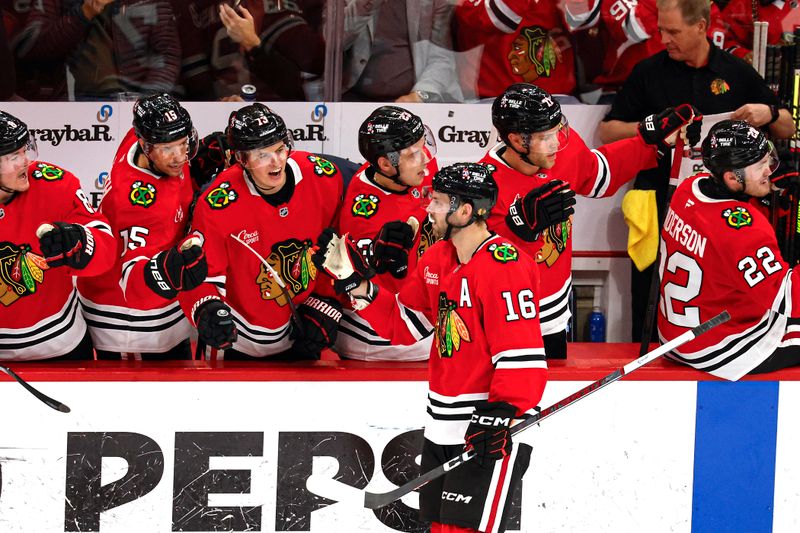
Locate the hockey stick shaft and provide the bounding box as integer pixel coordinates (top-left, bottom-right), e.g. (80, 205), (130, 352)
(0, 365), (71, 413)
(362, 310), (729, 509)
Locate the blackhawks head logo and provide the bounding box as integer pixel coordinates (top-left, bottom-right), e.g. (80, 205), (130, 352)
(710, 78), (730, 95)
(536, 217), (572, 268)
(508, 25), (562, 82)
(206, 182), (238, 209)
(352, 194), (379, 218)
(255, 238), (317, 306)
(307, 155), (338, 177)
(31, 163), (64, 182)
(0, 242), (49, 307)
(435, 293), (471, 358)
(417, 216), (437, 258)
(129, 180), (156, 207)
(722, 206), (752, 229)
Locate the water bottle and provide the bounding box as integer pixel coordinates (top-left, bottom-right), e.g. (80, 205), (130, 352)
(240, 84), (257, 102)
(589, 306), (606, 342)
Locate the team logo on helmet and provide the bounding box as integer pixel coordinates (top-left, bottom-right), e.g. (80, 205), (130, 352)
(536, 219), (572, 267)
(710, 79), (731, 95)
(31, 163), (64, 182)
(435, 293), (471, 358)
(489, 242), (519, 263)
(256, 238), (317, 305)
(722, 206), (752, 229)
(206, 182), (238, 209)
(129, 181), (157, 207)
(0, 242), (49, 307)
(307, 155), (338, 177)
(351, 194), (380, 218)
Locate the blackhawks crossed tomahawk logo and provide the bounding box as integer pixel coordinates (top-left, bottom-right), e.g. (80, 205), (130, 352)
(435, 293), (471, 358)
(722, 206), (752, 229)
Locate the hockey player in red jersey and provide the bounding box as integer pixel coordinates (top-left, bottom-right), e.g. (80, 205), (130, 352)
(482, 83), (700, 358)
(708, 0), (796, 62)
(77, 94), (206, 360)
(315, 163), (546, 533)
(658, 120), (800, 380)
(335, 106), (438, 361)
(179, 103), (343, 359)
(0, 111), (115, 360)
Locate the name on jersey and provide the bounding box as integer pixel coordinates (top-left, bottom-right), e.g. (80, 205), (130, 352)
(663, 208), (707, 258)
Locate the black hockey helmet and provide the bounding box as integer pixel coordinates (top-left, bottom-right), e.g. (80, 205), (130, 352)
(226, 103), (293, 152)
(133, 93), (196, 147)
(358, 106), (435, 170)
(0, 110), (33, 158)
(702, 120), (777, 180)
(432, 162), (498, 220)
(492, 83), (563, 138)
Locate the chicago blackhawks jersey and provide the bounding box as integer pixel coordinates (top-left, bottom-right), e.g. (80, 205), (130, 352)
(657, 174), (795, 381)
(708, 0), (794, 60)
(335, 161), (438, 361)
(179, 152), (342, 356)
(453, 0), (576, 98)
(482, 132), (658, 335)
(77, 129), (196, 353)
(358, 234), (547, 445)
(0, 161), (114, 360)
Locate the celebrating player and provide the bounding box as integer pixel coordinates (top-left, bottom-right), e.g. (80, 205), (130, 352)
(0, 110), (115, 360)
(483, 82), (700, 358)
(658, 120), (800, 380)
(335, 106), (438, 361)
(315, 162), (546, 533)
(179, 103), (343, 359)
(78, 94), (205, 360)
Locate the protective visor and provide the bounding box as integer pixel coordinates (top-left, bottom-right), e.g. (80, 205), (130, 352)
(421, 186), (457, 214)
(526, 115), (570, 155)
(0, 137), (37, 174)
(145, 128), (199, 161)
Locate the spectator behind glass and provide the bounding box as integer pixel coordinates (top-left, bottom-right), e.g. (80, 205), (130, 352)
(20, 0), (180, 101)
(708, 0), (797, 63)
(341, 0), (462, 103)
(0, 14), (15, 100)
(452, 0), (576, 101)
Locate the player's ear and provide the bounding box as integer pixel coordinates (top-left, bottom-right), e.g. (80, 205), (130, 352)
(376, 154), (394, 176)
(506, 132), (525, 152)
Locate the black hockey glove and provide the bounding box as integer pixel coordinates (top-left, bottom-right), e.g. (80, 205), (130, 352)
(144, 242), (208, 299)
(639, 103), (702, 158)
(313, 228), (375, 294)
(370, 220), (415, 279)
(505, 180), (576, 242)
(464, 400), (516, 468)
(194, 299), (237, 350)
(38, 222), (95, 270)
(771, 169), (799, 190)
(190, 131), (233, 190)
(290, 294), (343, 358)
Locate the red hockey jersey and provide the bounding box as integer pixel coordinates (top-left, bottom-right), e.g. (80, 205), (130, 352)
(657, 174), (796, 381)
(179, 152), (342, 357)
(0, 161), (114, 360)
(358, 234), (547, 445)
(77, 129), (196, 353)
(453, 0), (576, 98)
(708, 0), (794, 60)
(335, 161), (438, 361)
(482, 132), (658, 335)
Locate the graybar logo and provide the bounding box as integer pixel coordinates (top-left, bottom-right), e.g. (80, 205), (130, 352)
(28, 124), (112, 146)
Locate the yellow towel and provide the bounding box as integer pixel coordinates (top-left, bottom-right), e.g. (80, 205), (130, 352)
(622, 189), (658, 272)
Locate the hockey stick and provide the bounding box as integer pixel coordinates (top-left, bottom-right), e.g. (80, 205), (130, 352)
(0, 365), (71, 413)
(228, 233), (304, 336)
(309, 310), (729, 509)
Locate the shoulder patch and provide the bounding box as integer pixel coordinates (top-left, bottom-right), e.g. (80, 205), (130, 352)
(488, 242), (518, 263)
(31, 162), (64, 182)
(722, 206), (752, 229)
(351, 193), (379, 218)
(206, 181), (238, 209)
(307, 155), (338, 177)
(129, 180), (157, 208)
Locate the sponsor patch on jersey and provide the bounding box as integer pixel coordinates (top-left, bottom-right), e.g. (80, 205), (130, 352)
(489, 242), (519, 263)
(351, 194), (379, 218)
(435, 293), (471, 358)
(257, 238), (317, 305)
(0, 242), (49, 307)
(129, 180), (156, 207)
(31, 162), (64, 182)
(722, 206), (752, 229)
(710, 78), (730, 95)
(307, 155), (338, 177)
(206, 181), (238, 209)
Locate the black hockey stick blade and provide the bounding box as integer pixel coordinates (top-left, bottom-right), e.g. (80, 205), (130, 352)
(0, 365), (71, 413)
(362, 310), (729, 510)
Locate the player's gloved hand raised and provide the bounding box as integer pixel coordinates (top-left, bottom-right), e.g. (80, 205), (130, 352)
(144, 240), (208, 299)
(194, 299), (237, 350)
(190, 131), (233, 189)
(638, 104), (702, 157)
(291, 294), (343, 358)
(505, 180), (576, 242)
(371, 220), (415, 279)
(464, 400), (517, 467)
(38, 222), (95, 269)
(313, 228), (375, 294)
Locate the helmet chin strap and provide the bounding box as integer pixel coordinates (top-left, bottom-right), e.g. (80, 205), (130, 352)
(442, 199), (477, 241)
(507, 134), (537, 167)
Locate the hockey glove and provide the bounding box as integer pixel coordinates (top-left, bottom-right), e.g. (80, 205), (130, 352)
(194, 299), (237, 350)
(464, 400), (517, 468)
(313, 228), (375, 294)
(290, 294), (343, 358)
(371, 220), (415, 278)
(38, 222), (95, 270)
(190, 131), (233, 189)
(638, 104), (702, 158)
(505, 180), (576, 242)
(144, 241), (208, 299)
